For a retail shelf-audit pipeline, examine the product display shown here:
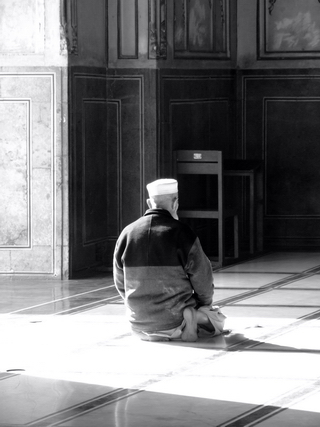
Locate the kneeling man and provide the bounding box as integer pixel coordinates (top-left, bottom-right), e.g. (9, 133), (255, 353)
(113, 178), (225, 341)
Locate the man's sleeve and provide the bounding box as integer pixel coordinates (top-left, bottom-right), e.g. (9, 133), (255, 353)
(184, 237), (214, 307)
(113, 238), (125, 299)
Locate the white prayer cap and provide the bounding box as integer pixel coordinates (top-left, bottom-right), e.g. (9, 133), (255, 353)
(146, 178), (178, 197)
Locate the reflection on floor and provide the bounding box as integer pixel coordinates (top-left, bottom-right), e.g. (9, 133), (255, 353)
(0, 251), (320, 427)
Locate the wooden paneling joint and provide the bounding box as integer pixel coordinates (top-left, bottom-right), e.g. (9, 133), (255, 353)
(148, 0), (167, 59)
(60, 0), (78, 55)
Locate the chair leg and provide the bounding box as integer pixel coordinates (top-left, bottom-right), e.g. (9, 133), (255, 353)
(234, 215), (239, 259)
(218, 218), (224, 267)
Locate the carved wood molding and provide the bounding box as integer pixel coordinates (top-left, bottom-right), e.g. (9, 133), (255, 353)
(148, 0), (167, 59)
(269, 0), (320, 15)
(174, 0), (230, 59)
(118, 0), (139, 59)
(60, 0), (78, 55)
(260, 0), (320, 58)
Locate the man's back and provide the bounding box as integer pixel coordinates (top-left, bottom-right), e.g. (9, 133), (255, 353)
(113, 208), (214, 333)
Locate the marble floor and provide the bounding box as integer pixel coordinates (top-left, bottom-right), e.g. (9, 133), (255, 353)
(0, 251), (320, 427)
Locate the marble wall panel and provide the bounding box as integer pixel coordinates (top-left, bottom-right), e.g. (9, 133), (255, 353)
(0, 251), (10, 272)
(0, 75), (51, 102)
(10, 245), (53, 274)
(32, 168), (53, 246)
(0, 100), (30, 248)
(0, 0), (45, 55)
(55, 156), (63, 247)
(0, 73), (58, 275)
(32, 102), (53, 168)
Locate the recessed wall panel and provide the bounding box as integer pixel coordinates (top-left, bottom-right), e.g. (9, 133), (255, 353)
(0, 73), (55, 274)
(118, 0), (138, 58)
(170, 99), (229, 151)
(106, 101), (121, 237)
(160, 73), (235, 177)
(174, 0), (230, 58)
(72, 73), (143, 272)
(83, 100), (108, 244)
(258, 0), (320, 59)
(107, 76), (143, 228)
(0, 100), (30, 247)
(243, 73), (320, 247)
(265, 99), (320, 217)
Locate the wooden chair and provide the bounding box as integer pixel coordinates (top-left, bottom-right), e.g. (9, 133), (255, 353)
(173, 150), (239, 267)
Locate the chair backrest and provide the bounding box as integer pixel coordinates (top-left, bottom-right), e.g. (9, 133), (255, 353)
(173, 150), (238, 266)
(173, 150), (223, 212)
(174, 150), (222, 176)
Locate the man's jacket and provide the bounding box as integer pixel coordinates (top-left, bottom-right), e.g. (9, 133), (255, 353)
(113, 208), (214, 333)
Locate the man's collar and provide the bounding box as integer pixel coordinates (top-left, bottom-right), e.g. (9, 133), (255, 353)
(144, 208), (172, 218)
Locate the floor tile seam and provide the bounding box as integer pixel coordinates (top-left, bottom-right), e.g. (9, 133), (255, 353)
(0, 372), (19, 381)
(51, 390), (144, 427)
(176, 373), (316, 381)
(3, 313), (318, 387)
(218, 273), (308, 305)
(25, 387), (140, 427)
(216, 286), (320, 291)
(218, 266), (320, 275)
(190, 308), (320, 356)
(268, 377), (320, 407)
(3, 267), (317, 315)
(215, 271), (310, 275)
(216, 288), (280, 306)
(231, 303), (320, 307)
(241, 309), (320, 348)
(53, 296), (121, 315)
(129, 332), (302, 391)
(212, 252), (275, 272)
(101, 310), (320, 383)
(216, 405), (284, 427)
(270, 287), (320, 291)
(22, 338), (318, 426)
(127, 349), (230, 391)
(119, 366), (319, 427)
(216, 269), (320, 306)
(7, 285), (117, 315)
(232, 346), (320, 355)
(259, 270), (320, 289)
(8, 294), (120, 316)
(216, 377), (320, 427)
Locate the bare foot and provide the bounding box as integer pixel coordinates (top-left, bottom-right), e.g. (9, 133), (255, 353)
(181, 307), (198, 342)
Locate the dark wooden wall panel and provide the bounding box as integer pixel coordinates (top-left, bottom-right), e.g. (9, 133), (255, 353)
(106, 101), (121, 237)
(83, 100), (109, 244)
(71, 68), (157, 274)
(160, 71), (236, 176)
(173, 0), (230, 59)
(107, 74), (144, 227)
(71, 71), (143, 273)
(71, 72), (108, 273)
(118, 0), (138, 58)
(170, 99), (229, 150)
(243, 72), (320, 248)
(265, 99), (320, 216)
